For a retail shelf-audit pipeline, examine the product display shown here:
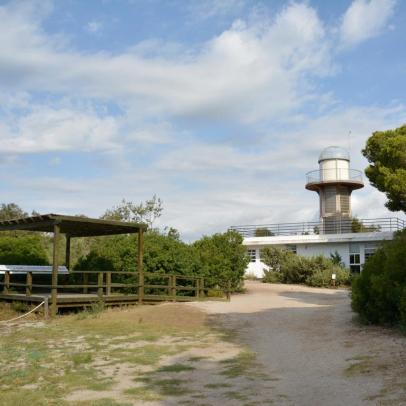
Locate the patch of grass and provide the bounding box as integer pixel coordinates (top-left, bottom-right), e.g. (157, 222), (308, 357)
(116, 344), (176, 365)
(224, 390), (248, 401)
(124, 386), (162, 401)
(157, 363), (196, 373)
(1, 303), (261, 405)
(188, 356), (208, 362)
(220, 351), (259, 378)
(76, 399), (132, 406)
(204, 382), (232, 389)
(71, 352), (93, 366)
(344, 356), (374, 376)
(0, 388), (66, 406)
(153, 378), (193, 396)
(11, 301), (30, 313)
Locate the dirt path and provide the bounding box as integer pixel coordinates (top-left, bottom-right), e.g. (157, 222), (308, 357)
(191, 281), (406, 405)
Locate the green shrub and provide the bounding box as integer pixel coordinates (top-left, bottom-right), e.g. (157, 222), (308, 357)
(262, 270), (283, 283)
(74, 230), (248, 293)
(261, 247), (350, 287)
(207, 289), (225, 298)
(0, 235), (49, 265)
(193, 230), (248, 292)
(351, 230), (406, 329)
(399, 287), (406, 332)
(306, 266), (350, 287)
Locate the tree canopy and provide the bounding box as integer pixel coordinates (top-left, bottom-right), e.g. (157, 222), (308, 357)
(0, 236), (49, 265)
(102, 195), (163, 227)
(362, 125), (406, 212)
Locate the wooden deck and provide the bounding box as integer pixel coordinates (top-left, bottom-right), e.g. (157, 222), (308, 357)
(0, 291), (217, 309)
(0, 270), (229, 315)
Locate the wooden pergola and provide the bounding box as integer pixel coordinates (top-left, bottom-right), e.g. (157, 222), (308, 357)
(0, 214), (147, 315)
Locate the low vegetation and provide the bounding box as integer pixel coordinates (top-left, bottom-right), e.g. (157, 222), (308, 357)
(0, 235), (49, 265)
(261, 247), (350, 287)
(351, 229), (406, 331)
(0, 304), (271, 405)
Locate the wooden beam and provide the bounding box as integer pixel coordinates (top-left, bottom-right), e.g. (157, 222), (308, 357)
(65, 235), (71, 270)
(171, 275), (177, 302)
(98, 272), (104, 298)
(26, 272), (32, 296)
(138, 228), (144, 305)
(106, 272), (112, 296)
(4, 271), (10, 294)
(51, 223), (60, 317)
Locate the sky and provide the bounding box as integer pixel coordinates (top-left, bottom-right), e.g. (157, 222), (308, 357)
(0, 0), (405, 240)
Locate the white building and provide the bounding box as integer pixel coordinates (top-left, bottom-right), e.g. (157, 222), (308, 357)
(230, 146), (405, 278)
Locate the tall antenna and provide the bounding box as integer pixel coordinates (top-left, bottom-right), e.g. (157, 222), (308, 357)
(348, 130), (352, 158)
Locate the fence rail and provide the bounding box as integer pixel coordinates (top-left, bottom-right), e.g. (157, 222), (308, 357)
(0, 270), (230, 311)
(230, 217), (405, 237)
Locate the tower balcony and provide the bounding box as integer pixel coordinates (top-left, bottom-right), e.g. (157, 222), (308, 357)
(305, 168), (364, 191)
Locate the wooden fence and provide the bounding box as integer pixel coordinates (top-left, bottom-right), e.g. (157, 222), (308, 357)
(0, 270), (230, 313)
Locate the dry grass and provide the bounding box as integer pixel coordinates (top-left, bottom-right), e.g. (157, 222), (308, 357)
(0, 303), (272, 406)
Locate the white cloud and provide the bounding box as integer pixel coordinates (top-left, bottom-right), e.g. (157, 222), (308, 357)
(189, 0), (247, 20)
(339, 0), (396, 48)
(0, 106), (120, 153)
(0, 1), (331, 124)
(86, 20), (103, 34)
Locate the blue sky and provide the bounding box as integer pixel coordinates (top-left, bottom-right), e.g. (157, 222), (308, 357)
(0, 0), (405, 239)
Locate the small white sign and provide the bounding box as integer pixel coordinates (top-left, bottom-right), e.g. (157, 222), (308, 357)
(331, 273), (337, 280)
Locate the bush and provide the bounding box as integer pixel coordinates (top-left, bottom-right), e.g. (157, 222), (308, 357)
(0, 235), (49, 265)
(351, 230), (406, 329)
(74, 230), (248, 293)
(193, 230), (249, 291)
(306, 266), (350, 287)
(262, 270), (283, 283)
(261, 247), (350, 287)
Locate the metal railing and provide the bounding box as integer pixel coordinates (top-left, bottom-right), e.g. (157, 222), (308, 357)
(230, 217), (405, 237)
(306, 168), (363, 184)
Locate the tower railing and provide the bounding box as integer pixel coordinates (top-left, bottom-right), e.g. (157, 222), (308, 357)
(306, 168), (363, 184)
(229, 217), (405, 237)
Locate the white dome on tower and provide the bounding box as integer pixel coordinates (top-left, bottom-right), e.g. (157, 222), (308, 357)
(318, 146), (350, 163)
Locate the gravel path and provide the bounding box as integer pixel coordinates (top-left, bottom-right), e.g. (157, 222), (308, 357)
(192, 281), (406, 405)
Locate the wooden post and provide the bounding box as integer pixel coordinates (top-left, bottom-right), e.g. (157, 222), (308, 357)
(226, 280), (231, 301)
(43, 297), (49, 319)
(171, 275), (177, 302)
(65, 235), (71, 270)
(98, 272), (104, 298)
(106, 272), (111, 296)
(83, 273), (88, 294)
(138, 229), (144, 305)
(200, 278), (204, 298)
(4, 271), (10, 294)
(26, 271), (32, 296)
(51, 224), (60, 317)
(195, 278), (200, 299)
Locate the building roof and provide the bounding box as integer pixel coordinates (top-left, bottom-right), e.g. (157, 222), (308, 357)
(0, 214), (147, 237)
(318, 146), (350, 163)
(0, 265), (69, 274)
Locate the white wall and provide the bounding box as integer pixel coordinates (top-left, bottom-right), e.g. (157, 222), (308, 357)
(297, 243), (349, 266)
(244, 239), (384, 278)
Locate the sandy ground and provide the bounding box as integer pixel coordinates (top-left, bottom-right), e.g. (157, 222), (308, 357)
(191, 281), (406, 406)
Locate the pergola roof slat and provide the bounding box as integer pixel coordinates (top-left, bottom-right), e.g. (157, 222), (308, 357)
(0, 213), (147, 236)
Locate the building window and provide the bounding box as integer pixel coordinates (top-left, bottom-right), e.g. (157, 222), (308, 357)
(285, 245), (297, 254)
(349, 244), (361, 273)
(247, 249), (256, 262)
(364, 246), (377, 262)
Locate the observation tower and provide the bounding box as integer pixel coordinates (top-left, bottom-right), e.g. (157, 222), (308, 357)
(305, 146), (364, 233)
